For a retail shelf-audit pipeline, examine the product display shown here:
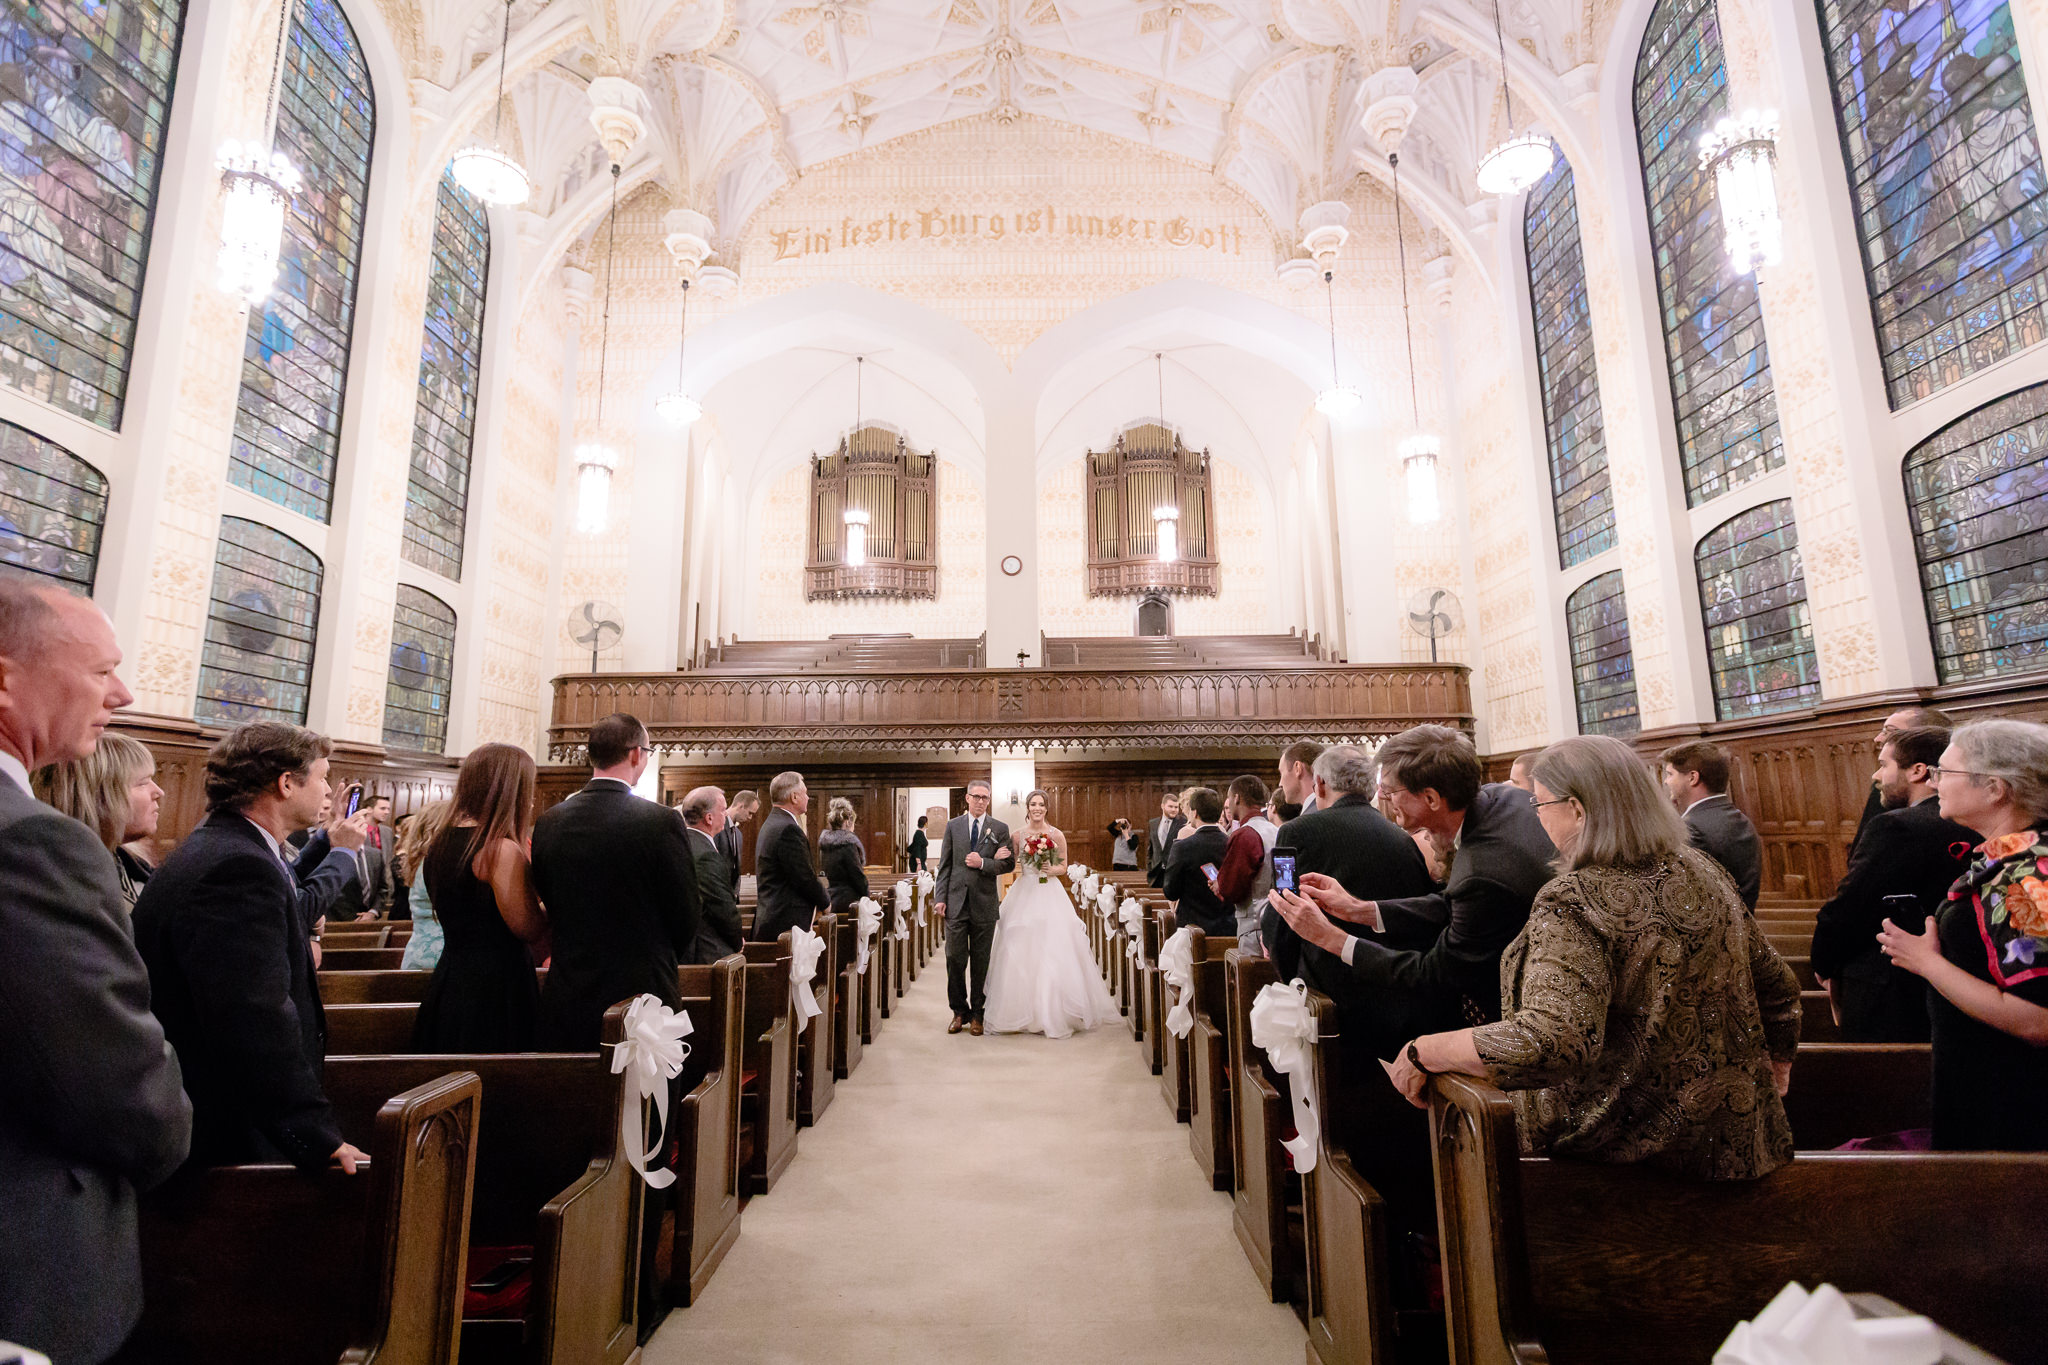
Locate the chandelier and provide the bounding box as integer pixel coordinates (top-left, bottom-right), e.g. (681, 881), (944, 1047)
(843, 508), (869, 567)
(449, 0), (531, 205)
(1391, 152), (1441, 525)
(577, 164), (623, 536)
(655, 276), (702, 428)
(215, 0), (302, 304)
(1474, 0), (1555, 197)
(1700, 111), (1783, 275)
(1153, 504), (1180, 563)
(1315, 269), (1362, 416)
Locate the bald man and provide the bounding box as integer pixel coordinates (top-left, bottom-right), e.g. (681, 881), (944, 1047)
(682, 785), (744, 962)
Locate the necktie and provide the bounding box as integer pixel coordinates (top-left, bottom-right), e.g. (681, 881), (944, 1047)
(970, 819), (980, 851)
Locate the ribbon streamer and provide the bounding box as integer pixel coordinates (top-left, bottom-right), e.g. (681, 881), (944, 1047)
(1714, 1282), (1939, 1365)
(1159, 925), (1196, 1038)
(893, 880), (913, 941)
(609, 993), (694, 1189)
(789, 925), (826, 1032)
(1250, 979), (1321, 1174)
(1095, 885), (1117, 921)
(915, 869), (935, 924)
(1120, 896), (1145, 962)
(854, 896), (883, 974)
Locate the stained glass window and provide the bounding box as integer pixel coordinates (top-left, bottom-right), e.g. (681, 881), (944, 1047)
(1694, 498), (1820, 720)
(1565, 570), (1640, 736)
(0, 0), (185, 428)
(403, 171), (488, 580)
(227, 0), (373, 522)
(0, 421), (107, 589)
(383, 585), (454, 752)
(195, 516), (322, 727)
(1903, 382), (2048, 681)
(1525, 158), (1615, 568)
(1635, 0), (1785, 507)
(1820, 0), (2047, 407)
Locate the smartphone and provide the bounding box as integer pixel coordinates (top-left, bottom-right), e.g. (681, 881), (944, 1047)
(470, 1254), (532, 1296)
(1272, 851), (1297, 894)
(1201, 863), (1219, 881)
(1880, 892), (1920, 926)
(343, 784), (364, 819)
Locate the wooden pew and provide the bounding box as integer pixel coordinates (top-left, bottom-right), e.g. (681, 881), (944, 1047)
(1137, 904), (1165, 1073)
(664, 956), (746, 1307)
(1186, 928), (1239, 1191)
(1227, 951), (1302, 1306)
(322, 969), (436, 1003)
(799, 912), (838, 1127)
(1799, 990), (1841, 1043)
(1428, 1073), (2048, 1365)
(832, 912), (863, 1081)
(128, 1071), (479, 1364)
(321, 945), (406, 971)
(328, 1001), (418, 1054)
(1783, 1044), (1931, 1150)
(741, 937), (801, 1194)
(1158, 910), (1191, 1123)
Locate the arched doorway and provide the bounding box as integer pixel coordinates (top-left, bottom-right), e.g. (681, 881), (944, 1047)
(1136, 594), (1172, 637)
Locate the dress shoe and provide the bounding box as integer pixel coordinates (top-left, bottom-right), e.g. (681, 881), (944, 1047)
(948, 1015), (967, 1034)
(969, 1018), (984, 1036)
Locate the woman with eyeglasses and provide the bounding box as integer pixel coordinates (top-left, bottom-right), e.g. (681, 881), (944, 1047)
(1878, 718), (2048, 1151)
(1382, 735), (1801, 1180)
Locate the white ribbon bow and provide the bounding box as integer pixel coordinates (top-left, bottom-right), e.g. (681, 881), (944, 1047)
(893, 881), (913, 941)
(1081, 872), (1101, 903)
(1159, 925), (1196, 1039)
(609, 994), (694, 1189)
(915, 869), (934, 924)
(1095, 885), (1117, 921)
(1120, 896), (1145, 961)
(1067, 863), (1090, 883)
(1249, 979), (1320, 1174)
(855, 896), (883, 974)
(1715, 1282), (1939, 1365)
(789, 926), (826, 1032)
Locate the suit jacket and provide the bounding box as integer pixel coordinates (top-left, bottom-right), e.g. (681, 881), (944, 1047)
(716, 819), (743, 889)
(1344, 783), (1556, 1034)
(1163, 824), (1234, 936)
(820, 829), (870, 913)
(336, 831), (395, 918)
(1146, 814), (1186, 887)
(932, 813), (1011, 922)
(132, 810), (343, 1173)
(687, 827), (744, 963)
(530, 779), (702, 1049)
(752, 805), (829, 942)
(0, 770), (191, 1365)
(1811, 794), (1977, 1042)
(288, 826), (363, 930)
(1685, 795), (1762, 909)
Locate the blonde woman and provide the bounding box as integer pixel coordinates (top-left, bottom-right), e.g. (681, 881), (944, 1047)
(34, 732), (163, 909)
(820, 795), (869, 915)
(396, 799), (452, 970)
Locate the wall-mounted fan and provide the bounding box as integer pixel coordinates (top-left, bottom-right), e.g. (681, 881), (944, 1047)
(1405, 588), (1463, 663)
(566, 600), (624, 671)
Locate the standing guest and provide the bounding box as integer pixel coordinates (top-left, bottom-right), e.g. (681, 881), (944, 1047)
(1164, 787), (1233, 936)
(682, 786), (744, 963)
(33, 731), (162, 909)
(1146, 791), (1184, 887)
(1879, 719), (2048, 1151)
(1211, 776), (1278, 939)
(0, 578), (191, 1365)
(286, 797), (325, 854)
(908, 814), (931, 873)
(1660, 741), (1762, 909)
(1383, 735), (1800, 1181)
(1851, 706), (1955, 851)
(1277, 739), (1325, 818)
(722, 789), (760, 889)
(1507, 753), (1536, 793)
(340, 793), (397, 920)
(1108, 817), (1140, 870)
(285, 796), (371, 932)
(821, 795), (870, 915)
(133, 721), (368, 1176)
(531, 714), (698, 1050)
(752, 770), (829, 942)
(397, 800), (452, 971)
(1810, 727), (1975, 1042)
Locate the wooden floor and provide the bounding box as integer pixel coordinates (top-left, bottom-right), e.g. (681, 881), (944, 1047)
(647, 958), (1304, 1363)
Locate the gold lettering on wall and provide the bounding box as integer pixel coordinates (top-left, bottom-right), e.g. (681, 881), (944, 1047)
(761, 204), (1249, 263)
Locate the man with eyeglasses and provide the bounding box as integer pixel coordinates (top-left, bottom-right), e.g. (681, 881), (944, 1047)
(1850, 706), (1955, 853)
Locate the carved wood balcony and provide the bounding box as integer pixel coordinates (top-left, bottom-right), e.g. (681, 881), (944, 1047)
(804, 561), (940, 600)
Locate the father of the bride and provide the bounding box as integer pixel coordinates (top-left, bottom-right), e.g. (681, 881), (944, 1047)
(933, 779), (1011, 1035)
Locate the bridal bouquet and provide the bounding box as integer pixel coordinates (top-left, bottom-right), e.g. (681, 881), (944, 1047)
(1018, 832), (1059, 884)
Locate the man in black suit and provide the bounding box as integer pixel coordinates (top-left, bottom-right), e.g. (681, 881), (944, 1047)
(530, 713), (701, 1049)
(682, 784), (745, 963)
(1848, 705), (1956, 852)
(1145, 791), (1184, 888)
(1277, 739), (1324, 817)
(1163, 786), (1233, 935)
(751, 769), (828, 942)
(133, 721), (368, 1178)
(722, 789), (759, 890)
(0, 579), (192, 1365)
(1813, 726), (1976, 1042)
(932, 778), (1011, 1033)
(338, 792), (396, 920)
(1661, 740), (1762, 908)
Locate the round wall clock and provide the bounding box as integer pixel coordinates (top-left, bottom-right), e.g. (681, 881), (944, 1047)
(1000, 555), (1023, 576)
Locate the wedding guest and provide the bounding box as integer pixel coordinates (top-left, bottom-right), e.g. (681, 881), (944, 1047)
(1384, 735), (1800, 1181)
(1277, 739), (1324, 818)
(1164, 787), (1234, 936)
(1211, 776), (1277, 938)
(1145, 791), (1183, 887)
(396, 800), (452, 971)
(414, 744), (547, 1053)
(722, 789), (759, 889)
(1660, 741), (1761, 908)
(753, 770), (828, 941)
(909, 814), (931, 872)
(339, 793), (396, 920)
(1851, 705), (1955, 851)
(1879, 719), (2048, 1151)
(0, 577), (190, 1365)
(33, 730), (161, 909)
(682, 786), (744, 962)
(821, 795), (870, 915)
(1108, 817), (1140, 869)
(1508, 753), (1536, 793)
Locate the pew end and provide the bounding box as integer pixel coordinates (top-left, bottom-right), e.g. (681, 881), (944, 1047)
(666, 956), (747, 1307)
(741, 937), (802, 1194)
(1185, 929), (1238, 1192)
(1227, 952), (1301, 1306)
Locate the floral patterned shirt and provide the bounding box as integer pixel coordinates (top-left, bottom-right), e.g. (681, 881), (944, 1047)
(1951, 829), (2048, 987)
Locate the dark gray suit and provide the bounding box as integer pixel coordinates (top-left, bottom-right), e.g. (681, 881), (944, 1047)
(687, 827), (744, 963)
(934, 811), (1010, 1018)
(1685, 794), (1762, 909)
(0, 768), (192, 1364)
(751, 805), (829, 942)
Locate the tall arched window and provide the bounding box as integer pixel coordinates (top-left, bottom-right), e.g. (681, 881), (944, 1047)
(0, 0), (187, 428)
(0, 422), (109, 590)
(195, 517), (323, 727)
(1694, 498), (1820, 719)
(384, 585), (455, 752)
(1821, 1), (2046, 406)
(227, 0), (374, 522)
(1565, 570), (1640, 736)
(1635, 0), (1785, 506)
(1525, 158), (1615, 567)
(404, 170), (489, 580)
(1904, 382), (2048, 681)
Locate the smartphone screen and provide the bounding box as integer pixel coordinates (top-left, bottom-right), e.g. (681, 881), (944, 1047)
(1272, 852), (1297, 893)
(1201, 863), (1219, 881)
(344, 785), (364, 819)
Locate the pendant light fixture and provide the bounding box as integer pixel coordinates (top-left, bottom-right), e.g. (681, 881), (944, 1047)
(842, 356), (868, 567)
(1474, 0), (1555, 197)
(1314, 270), (1362, 416)
(1151, 352), (1182, 562)
(575, 165), (622, 536)
(216, 0), (304, 304)
(655, 276), (702, 428)
(1391, 152), (1441, 525)
(1700, 111), (1783, 275)
(449, 0), (532, 205)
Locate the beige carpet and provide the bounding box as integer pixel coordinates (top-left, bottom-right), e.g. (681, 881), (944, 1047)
(646, 953), (1306, 1363)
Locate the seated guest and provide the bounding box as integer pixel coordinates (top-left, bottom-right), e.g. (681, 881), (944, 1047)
(1164, 787), (1233, 935)
(1108, 817), (1140, 869)
(1879, 719), (2048, 1151)
(396, 800), (451, 971)
(1851, 705), (1955, 851)
(1660, 740), (1761, 908)
(1383, 735), (1800, 1181)
(33, 730), (162, 909)
(133, 720), (368, 1174)
(821, 795), (870, 915)
(1145, 791), (1184, 887)
(722, 789), (759, 888)
(1211, 776), (1277, 939)
(531, 714), (697, 1049)
(1273, 725), (1555, 1038)
(1810, 726), (1974, 1042)
(909, 814), (930, 873)
(752, 770), (828, 942)
(682, 786), (744, 962)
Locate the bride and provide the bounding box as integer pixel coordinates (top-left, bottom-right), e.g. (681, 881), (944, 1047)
(983, 791), (1118, 1038)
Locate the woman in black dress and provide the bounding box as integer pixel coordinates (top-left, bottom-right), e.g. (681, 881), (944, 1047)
(414, 743), (548, 1052)
(820, 796), (869, 916)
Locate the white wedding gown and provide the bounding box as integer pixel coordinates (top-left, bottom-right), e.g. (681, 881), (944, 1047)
(982, 860), (1118, 1038)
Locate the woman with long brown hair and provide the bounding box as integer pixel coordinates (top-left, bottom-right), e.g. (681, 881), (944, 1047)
(413, 744), (548, 1052)
(34, 732), (163, 909)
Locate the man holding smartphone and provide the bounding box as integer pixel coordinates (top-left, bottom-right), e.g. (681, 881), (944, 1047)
(1163, 787), (1233, 935)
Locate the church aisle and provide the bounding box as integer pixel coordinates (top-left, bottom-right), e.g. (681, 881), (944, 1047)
(648, 957), (1305, 1364)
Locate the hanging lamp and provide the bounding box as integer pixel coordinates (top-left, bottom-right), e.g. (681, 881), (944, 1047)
(575, 164), (622, 536)
(841, 356), (868, 566)
(450, 0), (532, 205)
(1314, 270), (1362, 416)
(655, 276), (702, 427)
(1700, 110), (1783, 274)
(1391, 152), (1442, 525)
(1474, 0), (1555, 197)
(1151, 352), (1183, 562)
(216, 0), (304, 304)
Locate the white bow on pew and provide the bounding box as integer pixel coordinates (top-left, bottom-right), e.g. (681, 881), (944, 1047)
(1159, 925), (1196, 1039)
(1095, 885), (1117, 921)
(789, 926), (826, 1032)
(1714, 1282), (1939, 1365)
(854, 897), (883, 974)
(893, 880), (913, 941)
(610, 994), (694, 1189)
(1119, 897), (1144, 961)
(1067, 863), (1089, 883)
(915, 869), (935, 924)
(1249, 979), (1320, 1175)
